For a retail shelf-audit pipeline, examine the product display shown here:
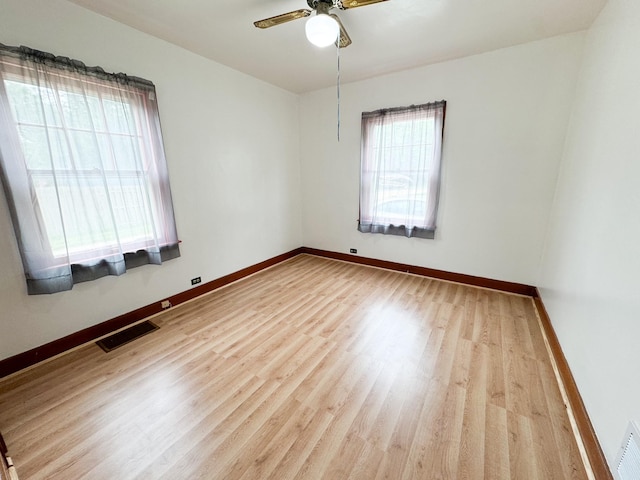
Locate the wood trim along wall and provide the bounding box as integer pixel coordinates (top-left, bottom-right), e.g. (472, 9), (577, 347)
(301, 247), (537, 296)
(533, 288), (613, 480)
(0, 248), (303, 379)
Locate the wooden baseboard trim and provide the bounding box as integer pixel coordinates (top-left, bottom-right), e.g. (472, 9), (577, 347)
(0, 248), (303, 379)
(301, 247), (537, 296)
(533, 289), (612, 480)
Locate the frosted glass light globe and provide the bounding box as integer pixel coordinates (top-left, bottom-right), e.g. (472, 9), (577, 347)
(305, 14), (340, 48)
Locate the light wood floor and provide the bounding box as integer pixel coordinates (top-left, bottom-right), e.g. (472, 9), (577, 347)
(0, 254), (587, 479)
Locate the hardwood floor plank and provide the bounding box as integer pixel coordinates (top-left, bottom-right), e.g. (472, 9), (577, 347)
(267, 409), (334, 479)
(236, 403), (318, 480)
(507, 411), (539, 480)
(202, 395), (304, 480)
(347, 362), (400, 441)
(363, 364), (416, 453)
(398, 378), (444, 480)
(156, 378), (283, 480)
(384, 375), (435, 479)
(345, 440), (385, 480)
(133, 373), (268, 479)
(418, 383), (467, 480)
(457, 342), (489, 479)
(484, 403), (511, 478)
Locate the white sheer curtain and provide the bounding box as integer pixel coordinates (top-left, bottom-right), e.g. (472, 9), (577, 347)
(358, 101), (446, 239)
(0, 45), (180, 294)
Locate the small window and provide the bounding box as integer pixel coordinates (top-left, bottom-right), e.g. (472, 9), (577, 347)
(0, 45), (180, 294)
(358, 101), (446, 239)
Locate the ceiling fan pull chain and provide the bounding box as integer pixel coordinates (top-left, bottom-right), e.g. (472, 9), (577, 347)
(337, 40), (341, 141)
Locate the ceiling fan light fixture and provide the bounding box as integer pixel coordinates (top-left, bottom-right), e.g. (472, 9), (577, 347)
(305, 13), (340, 47)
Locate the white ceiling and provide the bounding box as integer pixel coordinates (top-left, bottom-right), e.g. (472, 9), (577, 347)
(66, 0), (607, 93)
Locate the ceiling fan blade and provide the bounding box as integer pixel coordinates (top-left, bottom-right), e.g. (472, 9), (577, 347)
(338, 0), (388, 9)
(254, 9), (312, 29)
(330, 14), (352, 48)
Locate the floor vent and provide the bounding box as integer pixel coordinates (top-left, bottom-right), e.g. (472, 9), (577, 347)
(615, 421), (640, 480)
(96, 321), (159, 353)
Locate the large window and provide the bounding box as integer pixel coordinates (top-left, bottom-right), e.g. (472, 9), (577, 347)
(0, 45), (180, 294)
(358, 101), (446, 239)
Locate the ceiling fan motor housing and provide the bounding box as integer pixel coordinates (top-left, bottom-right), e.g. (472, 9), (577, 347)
(307, 0), (338, 10)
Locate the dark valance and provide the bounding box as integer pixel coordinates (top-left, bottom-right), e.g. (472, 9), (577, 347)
(362, 100), (447, 120)
(0, 43), (155, 91)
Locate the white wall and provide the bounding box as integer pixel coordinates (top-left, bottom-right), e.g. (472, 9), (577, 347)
(1, 0), (632, 472)
(299, 34), (585, 286)
(0, 0), (302, 360)
(539, 0), (640, 467)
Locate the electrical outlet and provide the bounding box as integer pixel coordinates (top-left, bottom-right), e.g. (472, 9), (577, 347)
(350, 248), (357, 254)
(191, 276), (201, 285)
(161, 300), (171, 309)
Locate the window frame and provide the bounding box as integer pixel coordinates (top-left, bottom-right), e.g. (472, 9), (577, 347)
(358, 100), (446, 239)
(0, 44), (180, 294)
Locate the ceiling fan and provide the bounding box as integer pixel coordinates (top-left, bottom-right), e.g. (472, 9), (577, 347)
(254, 0), (389, 48)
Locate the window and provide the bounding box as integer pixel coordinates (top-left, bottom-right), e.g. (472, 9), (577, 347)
(0, 45), (180, 294)
(358, 101), (446, 239)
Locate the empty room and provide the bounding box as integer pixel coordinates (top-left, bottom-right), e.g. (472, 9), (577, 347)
(0, 0), (638, 478)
